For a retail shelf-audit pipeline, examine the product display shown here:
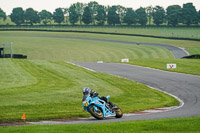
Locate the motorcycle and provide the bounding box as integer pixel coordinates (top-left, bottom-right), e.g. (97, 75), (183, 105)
(83, 95), (123, 120)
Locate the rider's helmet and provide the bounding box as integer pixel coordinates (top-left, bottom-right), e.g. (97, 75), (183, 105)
(83, 87), (90, 95)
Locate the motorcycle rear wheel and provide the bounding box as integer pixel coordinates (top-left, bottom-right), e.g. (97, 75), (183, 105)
(88, 105), (104, 120)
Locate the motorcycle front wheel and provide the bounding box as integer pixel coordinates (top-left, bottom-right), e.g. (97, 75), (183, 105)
(114, 107), (123, 118)
(88, 105), (104, 120)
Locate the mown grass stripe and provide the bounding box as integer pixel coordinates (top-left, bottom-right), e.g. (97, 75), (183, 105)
(0, 59), (37, 90)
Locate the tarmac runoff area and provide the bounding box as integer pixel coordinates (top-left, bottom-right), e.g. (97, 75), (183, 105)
(28, 62), (200, 125)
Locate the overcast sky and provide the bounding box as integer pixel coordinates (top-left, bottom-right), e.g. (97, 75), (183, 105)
(1, 0), (200, 15)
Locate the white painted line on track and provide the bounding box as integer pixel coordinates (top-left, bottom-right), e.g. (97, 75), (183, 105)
(65, 62), (96, 72)
(179, 47), (190, 56)
(148, 86), (184, 111)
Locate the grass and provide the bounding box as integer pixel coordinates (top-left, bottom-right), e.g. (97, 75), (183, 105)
(186, 47), (200, 55)
(1, 26), (200, 39)
(0, 117), (200, 133)
(128, 58), (200, 75)
(0, 31), (200, 75)
(0, 59), (178, 122)
(0, 31), (175, 61)
(1, 30), (200, 48)
(44, 27), (200, 39)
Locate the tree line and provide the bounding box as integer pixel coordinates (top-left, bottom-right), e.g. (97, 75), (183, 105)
(0, 1), (200, 26)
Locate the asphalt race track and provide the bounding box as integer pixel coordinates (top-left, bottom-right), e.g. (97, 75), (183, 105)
(30, 62), (200, 125)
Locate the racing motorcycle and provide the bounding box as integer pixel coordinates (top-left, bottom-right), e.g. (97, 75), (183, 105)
(83, 95), (123, 120)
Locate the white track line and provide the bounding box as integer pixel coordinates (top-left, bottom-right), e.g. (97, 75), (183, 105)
(66, 61), (96, 72)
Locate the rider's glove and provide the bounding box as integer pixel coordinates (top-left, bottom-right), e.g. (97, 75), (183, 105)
(90, 90), (99, 97)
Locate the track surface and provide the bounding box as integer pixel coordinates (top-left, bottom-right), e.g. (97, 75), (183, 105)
(30, 63), (200, 125)
(25, 35), (189, 58)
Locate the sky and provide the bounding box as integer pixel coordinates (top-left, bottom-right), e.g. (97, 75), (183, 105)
(1, 0), (200, 15)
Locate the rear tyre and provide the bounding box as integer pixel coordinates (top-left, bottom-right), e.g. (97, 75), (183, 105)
(88, 105), (104, 120)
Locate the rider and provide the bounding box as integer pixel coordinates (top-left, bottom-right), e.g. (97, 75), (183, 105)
(82, 87), (117, 109)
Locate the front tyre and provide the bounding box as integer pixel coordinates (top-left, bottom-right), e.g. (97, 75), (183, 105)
(114, 108), (123, 118)
(88, 105), (104, 120)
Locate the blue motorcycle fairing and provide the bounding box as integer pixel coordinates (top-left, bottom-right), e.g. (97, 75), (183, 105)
(83, 95), (116, 117)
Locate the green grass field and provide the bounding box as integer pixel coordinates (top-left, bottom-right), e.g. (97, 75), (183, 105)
(0, 31), (175, 61)
(1, 31), (200, 75)
(0, 117), (200, 133)
(0, 59), (178, 122)
(1, 30), (199, 49)
(128, 58), (200, 75)
(186, 47), (200, 54)
(44, 27), (200, 39)
(1, 26), (200, 39)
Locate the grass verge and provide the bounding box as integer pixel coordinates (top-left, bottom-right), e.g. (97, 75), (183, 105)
(0, 117), (200, 133)
(127, 59), (200, 75)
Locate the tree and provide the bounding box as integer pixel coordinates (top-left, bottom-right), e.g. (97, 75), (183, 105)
(88, 1), (99, 25)
(24, 8), (40, 25)
(82, 6), (92, 25)
(63, 8), (69, 24)
(166, 5), (182, 26)
(53, 8), (64, 24)
(123, 8), (137, 25)
(10, 7), (24, 25)
(104, 6), (109, 14)
(146, 6), (153, 25)
(135, 7), (147, 26)
(95, 5), (106, 25)
(107, 6), (120, 25)
(116, 5), (126, 24)
(39, 10), (52, 25)
(74, 2), (85, 24)
(181, 3), (199, 26)
(152, 6), (165, 26)
(0, 8), (6, 21)
(69, 4), (79, 25)
(199, 10), (200, 22)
